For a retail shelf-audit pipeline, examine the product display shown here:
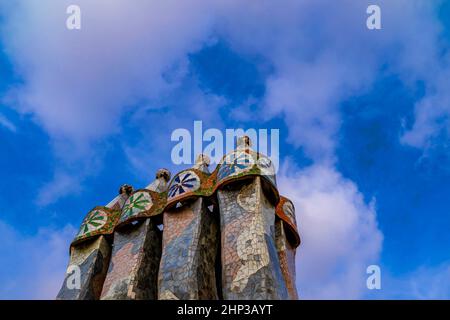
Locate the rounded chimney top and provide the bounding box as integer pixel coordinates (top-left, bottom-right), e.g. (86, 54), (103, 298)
(237, 135), (252, 149)
(156, 168), (171, 182)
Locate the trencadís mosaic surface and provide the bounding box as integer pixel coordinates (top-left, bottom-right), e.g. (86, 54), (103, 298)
(116, 189), (167, 228)
(275, 196), (301, 248)
(61, 137), (301, 300)
(72, 206), (121, 246)
(216, 150), (278, 195)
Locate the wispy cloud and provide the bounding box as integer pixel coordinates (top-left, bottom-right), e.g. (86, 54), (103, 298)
(36, 171), (83, 207)
(0, 0), (222, 202)
(1, 0), (215, 149)
(380, 262), (450, 299)
(2, 0), (449, 195)
(215, 0), (450, 162)
(0, 114), (16, 132)
(0, 221), (76, 299)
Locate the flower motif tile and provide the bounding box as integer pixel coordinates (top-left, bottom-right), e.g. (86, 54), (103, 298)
(77, 208), (108, 237)
(121, 191), (153, 222)
(167, 170), (200, 199)
(218, 151), (254, 181)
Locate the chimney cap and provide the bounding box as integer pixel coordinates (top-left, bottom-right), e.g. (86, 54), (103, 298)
(119, 184), (134, 195)
(195, 153), (210, 166)
(156, 168), (171, 182)
(237, 135), (252, 149)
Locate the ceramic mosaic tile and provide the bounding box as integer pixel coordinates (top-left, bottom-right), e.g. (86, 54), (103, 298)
(213, 146), (279, 205)
(159, 156), (220, 299)
(101, 170), (170, 299)
(275, 196), (300, 248)
(158, 197), (219, 300)
(71, 207), (121, 246)
(168, 170), (201, 198)
(57, 235), (111, 300)
(217, 177), (288, 299)
(275, 219), (298, 300)
(61, 139), (302, 301)
(71, 186), (134, 246)
(117, 189), (167, 227)
(100, 219), (161, 300)
(166, 169), (212, 205)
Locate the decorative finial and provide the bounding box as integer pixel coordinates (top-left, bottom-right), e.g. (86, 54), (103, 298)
(156, 168), (171, 182)
(237, 135), (252, 149)
(196, 154), (210, 166)
(119, 184), (134, 196)
(146, 168), (171, 192)
(193, 153), (210, 173)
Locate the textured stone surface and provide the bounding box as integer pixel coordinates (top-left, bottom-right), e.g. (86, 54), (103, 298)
(57, 235), (111, 300)
(158, 197), (219, 300)
(217, 176), (288, 300)
(100, 219), (161, 300)
(275, 219), (298, 299)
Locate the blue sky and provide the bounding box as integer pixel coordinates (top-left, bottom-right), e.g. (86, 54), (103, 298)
(0, 0), (449, 299)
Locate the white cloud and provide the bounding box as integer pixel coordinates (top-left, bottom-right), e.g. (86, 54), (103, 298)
(0, 221), (76, 299)
(278, 161), (383, 299)
(380, 262), (450, 299)
(4, 1), (447, 160)
(401, 64), (450, 148)
(36, 171), (83, 206)
(1, 0), (216, 148)
(0, 114), (17, 132)
(214, 0), (450, 161)
(0, 0), (227, 201)
(1, 0), (449, 201)
(404, 264), (450, 299)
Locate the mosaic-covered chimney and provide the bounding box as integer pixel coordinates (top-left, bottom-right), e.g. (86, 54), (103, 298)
(58, 136), (301, 300)
(57, 184), (134, 300)
(158, 154), (219, 300)
(100, 169), (170, 300)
